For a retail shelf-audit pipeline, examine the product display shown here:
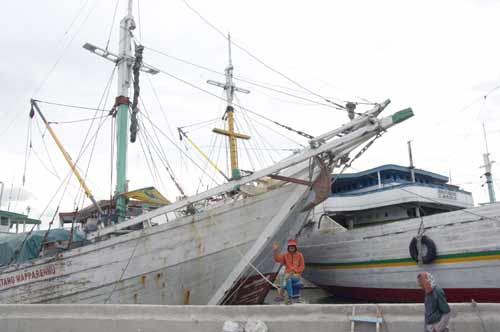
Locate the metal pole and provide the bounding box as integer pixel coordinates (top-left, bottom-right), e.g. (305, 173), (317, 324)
(7, 182), (13, 211)
(115, 1), (135, 222)
(407, 140), (415, 182)
(0, 181), (3, 210)
(482, 124), (496, 203)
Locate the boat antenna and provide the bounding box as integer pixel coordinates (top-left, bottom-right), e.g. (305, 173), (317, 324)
(82, 0), (158, 223)
(407, 140), (421, 217)
(0, 181), (3, 210)
(407, 140), (416, 183)
(481, 123), (496, 203)
(208, 33), (251, 180)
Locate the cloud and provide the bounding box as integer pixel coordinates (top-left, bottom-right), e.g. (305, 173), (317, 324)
(1, 186), (36, 204)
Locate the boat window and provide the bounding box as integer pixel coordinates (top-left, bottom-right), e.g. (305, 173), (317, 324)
(0, 217), (8, 226)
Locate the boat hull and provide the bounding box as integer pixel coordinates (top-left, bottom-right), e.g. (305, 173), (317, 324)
(300, 203), (500, 302)
(0, 180), (310, 305)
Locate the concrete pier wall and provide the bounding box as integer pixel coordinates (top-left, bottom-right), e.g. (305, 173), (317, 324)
(0, 303), (498, 332)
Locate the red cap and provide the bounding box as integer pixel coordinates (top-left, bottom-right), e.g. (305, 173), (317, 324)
(287, 239), (297, 246)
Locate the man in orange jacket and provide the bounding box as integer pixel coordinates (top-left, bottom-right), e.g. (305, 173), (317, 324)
(273, 239), (305, 303)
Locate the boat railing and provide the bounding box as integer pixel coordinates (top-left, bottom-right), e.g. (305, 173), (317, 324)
(331, 181), (470, 197)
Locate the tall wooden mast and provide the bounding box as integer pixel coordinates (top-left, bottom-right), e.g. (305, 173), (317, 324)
(208, 34), (250, 180)
(83, 0), (158, 222)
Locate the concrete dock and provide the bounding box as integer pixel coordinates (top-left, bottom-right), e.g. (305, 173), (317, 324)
(0, 303), (498, 332)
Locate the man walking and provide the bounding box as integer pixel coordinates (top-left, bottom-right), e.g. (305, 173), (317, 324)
(273, 239), (305, 304)
(417, 272), (451, 332)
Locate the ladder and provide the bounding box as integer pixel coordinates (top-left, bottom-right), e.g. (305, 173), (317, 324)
(350, 306), (383, 332)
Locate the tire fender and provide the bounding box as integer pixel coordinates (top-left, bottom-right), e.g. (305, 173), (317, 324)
(409, 235), (437, 264)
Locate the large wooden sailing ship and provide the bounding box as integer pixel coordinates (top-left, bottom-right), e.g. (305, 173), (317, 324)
(0, 0), (413, 305)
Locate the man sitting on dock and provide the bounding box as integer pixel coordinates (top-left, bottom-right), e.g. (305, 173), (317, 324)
(273, 239), (305, 304)
(417, 272), (451, 332)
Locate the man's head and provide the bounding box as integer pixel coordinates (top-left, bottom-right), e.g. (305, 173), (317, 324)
(417, 272), (436, 294)
(287, 239), (297, 253)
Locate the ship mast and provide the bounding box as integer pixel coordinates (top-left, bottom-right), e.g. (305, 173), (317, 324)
(208, 34), (250, 180)
(83, 0), (158, 223)
(114, 0), (135, 223)
(481, 123), (496, 203)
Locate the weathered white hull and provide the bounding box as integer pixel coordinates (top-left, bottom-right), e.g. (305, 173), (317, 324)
(0, 100), (411, 304)
(0, 181), (311, 305)
(299, 203), (500, 302)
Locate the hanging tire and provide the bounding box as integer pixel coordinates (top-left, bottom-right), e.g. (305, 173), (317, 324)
(409, 235), (437, 264)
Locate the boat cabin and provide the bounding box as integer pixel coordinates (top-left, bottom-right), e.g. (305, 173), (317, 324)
(322, 164), (473, 229)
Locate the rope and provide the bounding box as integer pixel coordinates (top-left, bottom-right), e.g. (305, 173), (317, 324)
(140, 111), (225, 191)
(148, 63), (314, 141)
(48, 114), (109, 124)
(130, 44), (144, 143)
(471, 300), (489, 332)
(146, 76), (177, 141)
(139, 98), (187, 196)
(105, 0), (120, 51)
(104, 235), (142, 304)
(33, 0), (100, 96)
(143, 45), (354, 112)
(33, 100), (110, 112)
(180, 0), (346, 110)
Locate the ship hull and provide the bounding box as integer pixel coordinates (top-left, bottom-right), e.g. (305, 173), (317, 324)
(300, 203), (500, 302)
(0, 180), (310, 305)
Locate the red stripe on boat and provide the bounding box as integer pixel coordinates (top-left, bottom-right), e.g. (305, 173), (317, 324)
(319, 285), (500, 303)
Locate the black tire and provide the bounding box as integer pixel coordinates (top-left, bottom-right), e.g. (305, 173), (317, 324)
(409, 235), (437, 264)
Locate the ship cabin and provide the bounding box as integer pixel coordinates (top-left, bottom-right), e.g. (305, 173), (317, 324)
(322, 164), (473, 229)
(0, 210), (41, 233)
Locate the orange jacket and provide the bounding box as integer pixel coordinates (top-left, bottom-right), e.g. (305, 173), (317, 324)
(273, 250), (305, 274)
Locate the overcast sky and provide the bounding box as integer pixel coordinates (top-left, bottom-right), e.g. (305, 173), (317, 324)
(1, 0), (499, 227)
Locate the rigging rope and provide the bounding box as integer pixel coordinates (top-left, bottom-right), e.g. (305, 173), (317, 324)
(34, 99), (110, 112)
(144, 45), (356, 112)
(150, 64), (314, 141)
(141, 111), (224, 189)
(139, 97), (187, 196)
(105, 0), (120, 51)
(180, 0), (346, 110)
(33, 0), (100, 96)
(130, 44), (144, 143)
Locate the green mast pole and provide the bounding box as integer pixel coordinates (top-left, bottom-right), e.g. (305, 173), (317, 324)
(115, 0), (135, 223)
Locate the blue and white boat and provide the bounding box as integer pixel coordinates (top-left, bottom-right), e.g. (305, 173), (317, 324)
(299, 164), (500, 303)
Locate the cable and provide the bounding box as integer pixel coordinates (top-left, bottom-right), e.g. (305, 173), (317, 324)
(0, 112), (24, 139)
(179, 117), (220, 130)
(139, 96), (187, 196)
(33, 0), (101, 96)
(48, 114), (109, 125)
(34, 99), (110, 112)
(137, 0), (143, 41)
(64, 0), (91, 36)
(146, 76), (177, 140)
(34, 118), (60, 178)
(140, 111), (224, 187)
(150, 63), (314, 140)
(105, 0), (120, 51)
(144, 45), (350, 111)
(180, 0), (346, 110)
(243, 112), (305, 148)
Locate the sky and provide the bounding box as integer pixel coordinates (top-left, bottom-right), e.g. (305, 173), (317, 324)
(1, 0), (499, 228)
